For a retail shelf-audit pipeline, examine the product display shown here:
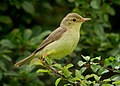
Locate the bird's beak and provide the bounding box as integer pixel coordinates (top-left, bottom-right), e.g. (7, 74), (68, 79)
(80, 18), (91, 22)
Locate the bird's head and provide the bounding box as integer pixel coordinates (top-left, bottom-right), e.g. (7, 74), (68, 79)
(60, 13), (91, 29)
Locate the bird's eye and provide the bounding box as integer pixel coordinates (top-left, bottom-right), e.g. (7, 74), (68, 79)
(72, 19), (76, 22)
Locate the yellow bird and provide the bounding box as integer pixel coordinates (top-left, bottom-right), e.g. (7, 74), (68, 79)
(15, 13), (91, 67)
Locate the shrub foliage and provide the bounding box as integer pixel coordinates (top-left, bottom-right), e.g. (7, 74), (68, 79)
(0, 0), (120, 86)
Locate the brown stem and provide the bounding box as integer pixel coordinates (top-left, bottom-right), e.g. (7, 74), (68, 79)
(42, 59), (64, 78)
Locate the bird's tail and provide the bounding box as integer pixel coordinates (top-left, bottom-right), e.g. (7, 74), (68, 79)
(14, 53), (34, 67)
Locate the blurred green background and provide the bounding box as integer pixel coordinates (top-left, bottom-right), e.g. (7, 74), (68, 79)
(0, 0), (120, 86)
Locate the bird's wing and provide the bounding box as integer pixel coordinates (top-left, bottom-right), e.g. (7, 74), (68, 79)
(33, 27), (67, 54)
(14, 27), (67, 67)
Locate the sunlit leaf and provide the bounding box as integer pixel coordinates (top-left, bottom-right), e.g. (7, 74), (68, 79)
(91, 64), (101, 72)
(79, 67), (87, 74)
(66, 63), (74, 69)
(55, 78), (62, 86)
(81, 55), (90, 61)
(75, 70), (84, 79)
(53, 63), (62, 69)
(102, 84), (111, 86)
(90, 56), (101, 62)
(112, 80), (120, 85)
(85, 74), (100, 81)
(111, 75), (120, 81)
(63, 67), (72, 78)
(37, 69), (49, 73)
(98, 68), (109, 75)
(78, 61), (86, 67)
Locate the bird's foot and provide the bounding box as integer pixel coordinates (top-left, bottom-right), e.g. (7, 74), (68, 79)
(43, 53), (49, 58)
(38, 53), (49, 62)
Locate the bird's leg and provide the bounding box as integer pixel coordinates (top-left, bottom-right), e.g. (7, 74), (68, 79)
(42, 58), (64, 78)
(37, 49), (64, 77)
(39, 49), (56, 63)
(38, 53), (64, 77)
(38, 53), (49, 62)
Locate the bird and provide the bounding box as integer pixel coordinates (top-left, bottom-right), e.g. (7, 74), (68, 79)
(14, 13), (91, 67)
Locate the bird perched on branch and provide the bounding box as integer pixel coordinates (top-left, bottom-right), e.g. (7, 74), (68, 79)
(14, 13), (91, 67)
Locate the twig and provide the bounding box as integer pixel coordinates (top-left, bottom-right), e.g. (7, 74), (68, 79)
(42, 59), (64, 78)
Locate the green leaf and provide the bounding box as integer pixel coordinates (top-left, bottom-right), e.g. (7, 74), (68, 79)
(111, 75), (120, 81)
(116, 69), (120, 73)
(109, 56), (115, 61)
(103, 78), (111, 82)
(108, 47), (120, 56)
(75, 70), (84, 79)
(23, 29), (32, 40)
(0, 60), (7, 72)
(22, 1), (35, 14)
(103, 14), (109, 22)
(0, 16), (12, 24)
(112, 80), (120, 85)
(9, 29), (20, 37)
(94, 83), (100, 86)
(90, 0), (100, 9)
(74, 0), (84, 7)
(81, 55), (90, 61)
(3, 71), (18, 76)
(55, 78), (62, 86)
(94, 24), (106, 41)
(115, 54), (120, 62)
(63, 67), (72, 78)
(63, 84), (73, 86)
(79, 67), (87, 74)
(115, 66), (120, 69)
(108, 7), (115, 16)
(91, 64), (101, 72)
(2, 55), (11, 61)
(98, 68), (109, 75)
(45, 57), (53, 65)
(104, 58), (110, 66)
(102, 84), (111, 86)
(90, 56), (101, 62)
(53, 63), (62, 69)
(0, 39), (15, 49)
(37, 69), (49, 73)
(78, 61), (86, 67)
(85, 74), (100, 81)
(32, 25), (42, 36)
(93, 74), (100, 81)
(66, 63), (74, 69)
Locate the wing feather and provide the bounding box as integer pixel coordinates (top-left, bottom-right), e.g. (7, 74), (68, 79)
(33, 27), (67, 53)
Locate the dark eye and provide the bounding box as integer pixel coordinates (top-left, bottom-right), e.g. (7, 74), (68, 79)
(72, 19), (76, 22)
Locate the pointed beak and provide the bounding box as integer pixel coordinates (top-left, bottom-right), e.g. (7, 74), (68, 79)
(80, 18), (91, 22)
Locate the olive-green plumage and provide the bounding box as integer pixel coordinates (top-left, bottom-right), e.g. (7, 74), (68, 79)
(15, 13), (91, 67)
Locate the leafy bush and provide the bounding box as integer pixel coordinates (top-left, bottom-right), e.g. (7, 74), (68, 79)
(0, 0), (120, 86)
(36, 55), (120, 86)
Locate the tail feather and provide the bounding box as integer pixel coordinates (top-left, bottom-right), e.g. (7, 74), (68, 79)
(14, 53), (34, 67)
